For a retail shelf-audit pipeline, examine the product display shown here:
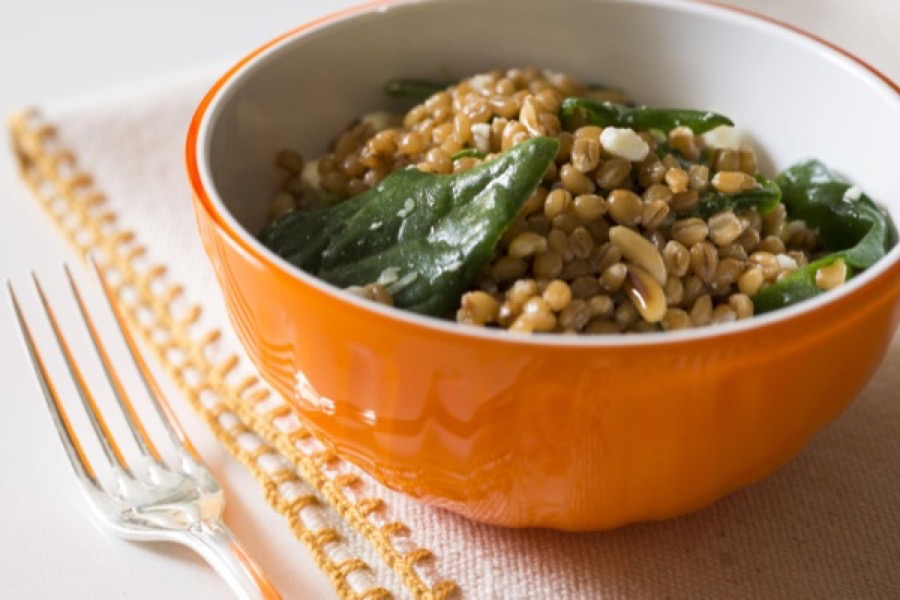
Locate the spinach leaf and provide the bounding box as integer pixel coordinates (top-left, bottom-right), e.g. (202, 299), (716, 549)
(753, 160), (892, 313)
(384, 79), (454, 102)
(261, 137), (559, 317)
(559, 98), (733, 134)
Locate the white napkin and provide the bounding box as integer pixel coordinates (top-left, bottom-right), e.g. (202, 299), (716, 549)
(25, 63), (900, 600)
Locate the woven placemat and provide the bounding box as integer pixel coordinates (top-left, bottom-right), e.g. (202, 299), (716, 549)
(8, 109), (458, 600)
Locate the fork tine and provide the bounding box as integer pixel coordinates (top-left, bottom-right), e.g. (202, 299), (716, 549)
(30, 271), (131, 474)
(64, 265), (164, 465)
(89, 257), (201, 461)
(7, 281), (100, 489)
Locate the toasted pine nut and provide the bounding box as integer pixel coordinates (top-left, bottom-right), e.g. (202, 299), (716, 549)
(624, 264), (667, 323)
(608, 226), (667, 285)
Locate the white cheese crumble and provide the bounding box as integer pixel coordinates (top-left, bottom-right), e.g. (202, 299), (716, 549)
(370, 221), (383, 230)
(702, 125), (742, 150)
(599, 127), (649, 162)
(387, 271), (418, 294)
(377, 266), (401, 286)
(471, 123), (491, 154)
(302, 157), (321, 189)
(844, 185), (863, 201)
(776, 253), (798, 270)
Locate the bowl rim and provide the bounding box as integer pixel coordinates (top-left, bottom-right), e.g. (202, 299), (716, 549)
(186, 0), (900, 349)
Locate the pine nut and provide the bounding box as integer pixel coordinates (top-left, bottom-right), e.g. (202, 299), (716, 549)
(609, 225), (667, 285)
(624, 264), (667, 323)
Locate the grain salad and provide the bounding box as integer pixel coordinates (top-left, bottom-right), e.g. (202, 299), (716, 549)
(261, 67), (893, 334)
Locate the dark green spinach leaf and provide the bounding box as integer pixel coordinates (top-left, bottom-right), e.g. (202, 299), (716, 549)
(261, 137), (559, 316)
(753, 160), (892, 313)
(559, 98), (733, 134)
(384, 79), (454, 102)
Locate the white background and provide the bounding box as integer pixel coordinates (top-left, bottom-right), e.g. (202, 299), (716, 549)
(0, 1), (896, 598)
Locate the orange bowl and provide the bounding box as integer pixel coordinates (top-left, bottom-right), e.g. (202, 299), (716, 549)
(187, 0), (900, 529)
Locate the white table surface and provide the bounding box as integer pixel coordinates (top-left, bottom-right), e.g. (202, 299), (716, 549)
(0, 1), (896, 598)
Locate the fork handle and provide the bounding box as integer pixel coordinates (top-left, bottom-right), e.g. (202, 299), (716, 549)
(185, 520), (282, 600)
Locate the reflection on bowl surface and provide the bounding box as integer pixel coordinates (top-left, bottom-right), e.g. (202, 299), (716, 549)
(187, 0), (900, 529)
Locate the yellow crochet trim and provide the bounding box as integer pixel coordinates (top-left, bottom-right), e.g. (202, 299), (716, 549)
(8, 110), (458, 600)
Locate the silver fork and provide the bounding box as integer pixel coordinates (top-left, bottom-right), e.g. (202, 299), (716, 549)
(7, 261), (281, 600)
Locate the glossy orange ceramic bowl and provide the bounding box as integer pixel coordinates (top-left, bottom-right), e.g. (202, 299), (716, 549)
(187, 0), (900, 530)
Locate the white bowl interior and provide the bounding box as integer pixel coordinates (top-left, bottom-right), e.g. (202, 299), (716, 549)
(199, 0), (900, 340)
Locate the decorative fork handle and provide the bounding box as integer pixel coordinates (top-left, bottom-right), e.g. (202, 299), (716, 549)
(185, 520), (282, 600)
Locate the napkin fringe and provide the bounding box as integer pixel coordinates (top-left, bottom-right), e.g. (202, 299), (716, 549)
(8, 110), (458, 600)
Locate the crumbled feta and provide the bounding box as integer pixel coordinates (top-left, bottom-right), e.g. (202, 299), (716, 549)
(377, 267), (400, 286)
(387, 271), (418, 294)
(471, 123), (491, 154)
(702, 125), (742, 150)
(302, 157), (321, 189)
(844, 185), (863, 201)
(599, 127), (649, 162)
(370, 221), (383, 230)
(776, 253), (798, 270)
